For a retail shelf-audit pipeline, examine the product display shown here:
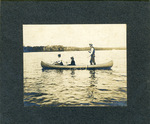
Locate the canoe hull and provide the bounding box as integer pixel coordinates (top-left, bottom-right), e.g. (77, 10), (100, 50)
(41, 60), (113, 70)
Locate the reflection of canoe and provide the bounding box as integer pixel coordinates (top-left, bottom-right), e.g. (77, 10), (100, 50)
(41, 60), (113, 70)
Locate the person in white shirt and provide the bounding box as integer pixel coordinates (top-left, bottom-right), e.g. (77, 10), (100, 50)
(88, 44), (96, 65)
(54, 54), (63, 65)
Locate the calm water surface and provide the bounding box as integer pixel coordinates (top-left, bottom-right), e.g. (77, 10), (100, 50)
(24, 50), (127, 107)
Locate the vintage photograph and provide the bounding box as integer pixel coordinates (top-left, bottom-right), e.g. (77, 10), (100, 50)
(23, 24), (127, 107)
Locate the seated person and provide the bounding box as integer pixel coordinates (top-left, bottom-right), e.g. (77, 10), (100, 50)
(68, 57), (75, 66)
(53, 54), (63, 65)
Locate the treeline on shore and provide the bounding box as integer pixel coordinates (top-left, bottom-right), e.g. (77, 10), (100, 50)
(23, 45), (126, 52)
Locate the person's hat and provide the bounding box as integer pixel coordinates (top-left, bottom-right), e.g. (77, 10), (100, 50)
(89, 43), (93, 46)
(71, 57), (74, 59)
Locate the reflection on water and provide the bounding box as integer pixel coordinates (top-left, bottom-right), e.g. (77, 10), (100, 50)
(24, 50), (127, 107)
(89, 70), (96, 79)
(70, 70), (75, 77)
(88, 70), (96, 103)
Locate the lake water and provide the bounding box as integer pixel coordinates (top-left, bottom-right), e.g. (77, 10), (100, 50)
(24, 50), (127, 107)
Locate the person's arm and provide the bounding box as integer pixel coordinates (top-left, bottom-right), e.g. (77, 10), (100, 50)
(55, 58), (61, 63)
(90, 48), (94, 56)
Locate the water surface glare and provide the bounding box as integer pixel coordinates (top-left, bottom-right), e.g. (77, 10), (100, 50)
(24, 50), (127, 107)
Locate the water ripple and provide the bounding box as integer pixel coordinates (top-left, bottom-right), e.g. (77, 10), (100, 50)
(24, 51), (127, 107)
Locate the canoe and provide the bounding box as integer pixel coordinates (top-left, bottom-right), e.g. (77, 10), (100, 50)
(41, 60), (113, 70)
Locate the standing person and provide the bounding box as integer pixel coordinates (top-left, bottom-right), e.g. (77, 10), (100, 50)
(88, 44), (96, 65)
(54, 54), (63, 65)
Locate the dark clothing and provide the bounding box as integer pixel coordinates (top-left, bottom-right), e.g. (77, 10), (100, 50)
(90, 55), (96, 65)
(68, 60), (75, 65)
(71, 60), (75, 65)
(90, 47), (96, 65)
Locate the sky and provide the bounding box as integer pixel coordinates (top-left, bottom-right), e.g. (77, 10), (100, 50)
(23, 24), (126, 48)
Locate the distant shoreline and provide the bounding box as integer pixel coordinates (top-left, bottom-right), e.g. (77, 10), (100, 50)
(23, 45), (126, 52)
